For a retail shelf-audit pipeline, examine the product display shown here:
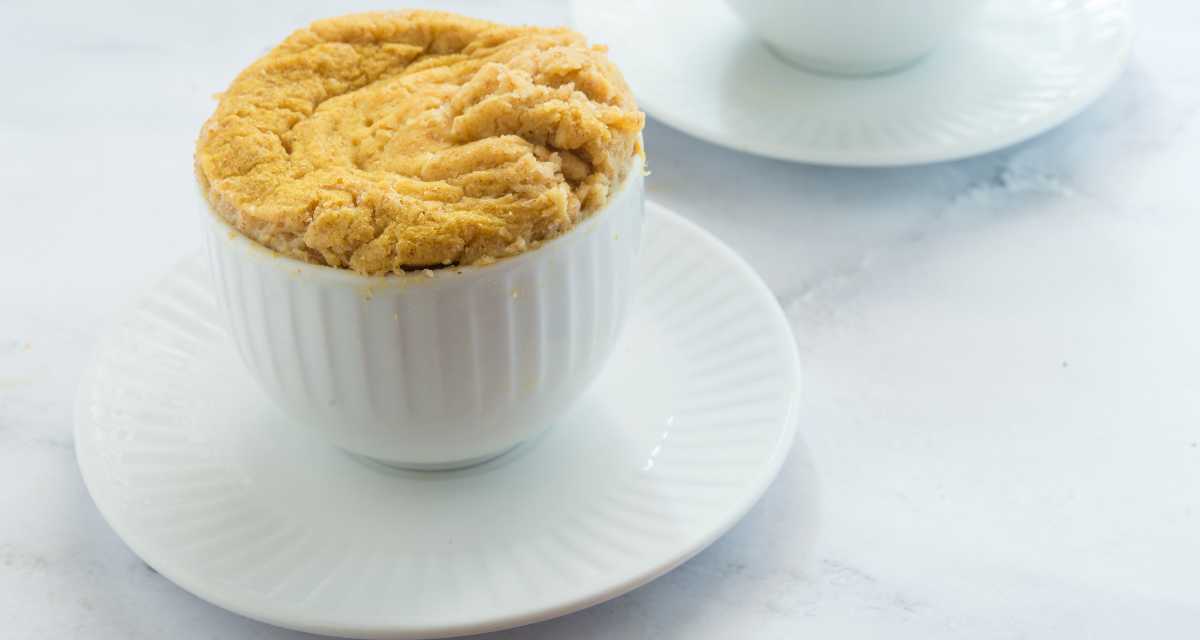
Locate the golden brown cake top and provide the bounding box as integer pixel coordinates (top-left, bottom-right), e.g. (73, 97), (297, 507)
(195, 11), (644, 274)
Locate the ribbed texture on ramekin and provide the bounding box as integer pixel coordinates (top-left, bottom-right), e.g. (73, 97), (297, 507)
(205, 163), (645, 468)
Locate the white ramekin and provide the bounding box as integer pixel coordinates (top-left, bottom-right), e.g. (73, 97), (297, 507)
(205, 158), (644, 469)
(723, 0), (987, 76)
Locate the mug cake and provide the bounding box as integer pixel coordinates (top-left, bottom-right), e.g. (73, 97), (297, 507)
(196, 10), (646, 468)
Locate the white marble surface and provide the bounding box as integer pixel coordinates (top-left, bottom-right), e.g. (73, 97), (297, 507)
(2, 0), (1199, 637)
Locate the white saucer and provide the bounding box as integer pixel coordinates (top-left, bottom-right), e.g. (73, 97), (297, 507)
(572, 0), (1132, 166)
(75, 202), (802, 639)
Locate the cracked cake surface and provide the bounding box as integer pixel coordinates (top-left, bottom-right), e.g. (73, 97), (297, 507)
(195, 10), (644, 274)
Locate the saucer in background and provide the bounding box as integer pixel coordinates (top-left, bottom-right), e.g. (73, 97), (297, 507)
(571, 0), (1132, 166)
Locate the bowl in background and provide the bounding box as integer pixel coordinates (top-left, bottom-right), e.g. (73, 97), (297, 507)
(724, 0), (987, 75)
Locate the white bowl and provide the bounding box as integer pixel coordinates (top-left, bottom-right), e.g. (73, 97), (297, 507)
(723, 0), (987, 76)
(205, 157), (644, 469)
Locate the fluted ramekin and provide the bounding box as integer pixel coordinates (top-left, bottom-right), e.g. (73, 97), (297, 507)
(205, 157), (644, 469)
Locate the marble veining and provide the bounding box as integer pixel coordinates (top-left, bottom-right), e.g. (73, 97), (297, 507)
(2, 0), (1198, 638)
